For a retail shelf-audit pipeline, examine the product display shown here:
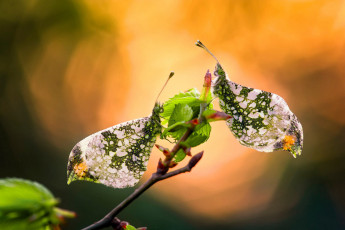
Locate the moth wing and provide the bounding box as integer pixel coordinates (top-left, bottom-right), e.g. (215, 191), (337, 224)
(216, 79), (303, 157)
(67, 117), (157, 188)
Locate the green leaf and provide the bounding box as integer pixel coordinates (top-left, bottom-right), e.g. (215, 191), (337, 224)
(164, 126), (188, 141)
(174, 149), (187, 162)
(168, 104), (193, 127)
(0, 178), (75, 230)
(126, 225), (137, 230)
(0, 178), (56, 213)
(185, 123), (211, 147)
(161, 103), (194, 141)
(170, 123), (211, 162)
(161, 88), (201, 125)
(161, 121), (190, 139)
(161, 88), (213, 143)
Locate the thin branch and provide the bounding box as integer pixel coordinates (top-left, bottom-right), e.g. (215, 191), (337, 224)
(82, 130), (201, 230)
(82, 151), (203, 230)
(158, 151), (204, 181)
(82, 78), (209, 230)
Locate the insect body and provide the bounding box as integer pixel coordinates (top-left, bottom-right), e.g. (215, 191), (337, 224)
(67, 103), (162, 188)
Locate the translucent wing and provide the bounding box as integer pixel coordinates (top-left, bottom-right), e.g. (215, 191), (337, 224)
(213, 64), (303, 157)
(67, 104), (162, 188)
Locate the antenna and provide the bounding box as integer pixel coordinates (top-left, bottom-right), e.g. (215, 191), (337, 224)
(155, 71), (174, 102)
(195, 40), (220, 64)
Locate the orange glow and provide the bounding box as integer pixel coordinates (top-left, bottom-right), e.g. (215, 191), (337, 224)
(13, 0), (345, 224)
(74, 162), (88, 178)
(283, 135), (296, 151)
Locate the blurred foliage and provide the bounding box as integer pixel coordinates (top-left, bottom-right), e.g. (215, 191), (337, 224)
(0, 178), (75, 230)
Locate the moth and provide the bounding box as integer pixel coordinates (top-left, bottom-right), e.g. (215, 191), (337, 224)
(196, 41), (303, 157)
(67, 73), (173, 188)
(67, 103), (162, 188)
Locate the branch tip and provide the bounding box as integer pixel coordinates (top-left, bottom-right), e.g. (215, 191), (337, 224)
(157, 158), (168, 174)
(188, 151), (204, 169)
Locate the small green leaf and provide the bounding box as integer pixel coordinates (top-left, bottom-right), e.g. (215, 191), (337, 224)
(185, 123), (211, 147)
(161, 88), (201, 125)
(161, 88), (213, 143)
(161, 121), (191, 139)
(164, 127), (187, 141)
(162, 103), (194, 141)
(174, 149), (187, 162)
(168, 104), (193, 127)
(126, 225), (137, 230)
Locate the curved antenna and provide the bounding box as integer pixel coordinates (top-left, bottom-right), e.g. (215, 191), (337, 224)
(155, 71), (174, 102)
(195, 40), (220, 64)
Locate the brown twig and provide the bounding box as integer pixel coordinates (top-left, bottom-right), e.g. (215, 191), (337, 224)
(81, 132), (203, 230)
(82, 74), (210, 230)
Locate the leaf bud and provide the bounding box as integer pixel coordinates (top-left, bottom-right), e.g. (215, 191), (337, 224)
(188, 151), (204, 169)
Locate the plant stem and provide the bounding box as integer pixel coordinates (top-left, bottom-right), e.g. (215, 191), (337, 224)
(82, 129), (199, 230)
(82, 95), (209, 230)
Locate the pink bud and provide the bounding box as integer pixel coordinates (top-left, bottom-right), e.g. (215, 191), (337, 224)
(155, 144), (171, 157)
(157, 158), (168, 174)
(205, 111), (231, 121)
(190, 118), (199, 125)
(204, 70), (212, 88)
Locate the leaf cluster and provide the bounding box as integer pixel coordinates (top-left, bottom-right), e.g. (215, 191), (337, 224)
(160, 88), (213, 162)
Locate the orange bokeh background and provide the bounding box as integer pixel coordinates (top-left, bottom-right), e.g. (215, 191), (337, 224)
(1, 0), (345, 229)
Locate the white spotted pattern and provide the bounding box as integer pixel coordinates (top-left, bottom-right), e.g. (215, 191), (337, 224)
(213, 64), (303, 157)
(67, 103), (163, 188)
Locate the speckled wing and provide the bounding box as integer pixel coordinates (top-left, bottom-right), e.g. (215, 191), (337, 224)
(67, 116), (160, 188)
(213, 64), (303, 157)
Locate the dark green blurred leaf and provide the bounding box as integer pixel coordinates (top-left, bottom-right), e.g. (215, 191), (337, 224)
(0, 178), (56, 213)
(0, 178), (75, 230)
